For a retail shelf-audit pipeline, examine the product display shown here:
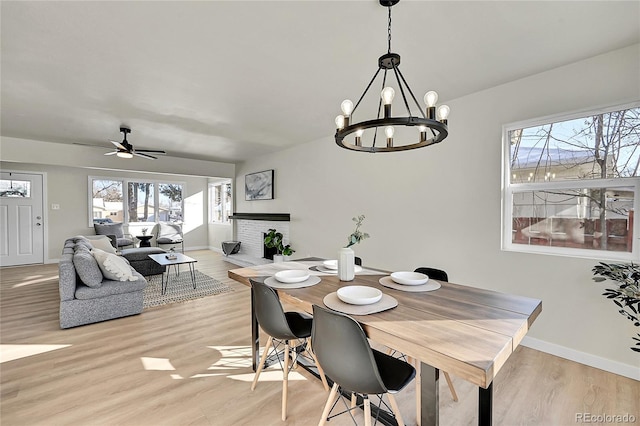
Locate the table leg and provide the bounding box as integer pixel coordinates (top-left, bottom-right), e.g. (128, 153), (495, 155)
(161, 266), (170, 295)
(251, 286), (259, 372)
(189, 263), (196, 289)
(420, 362), (439, 426)
(478, 382), (493, 426)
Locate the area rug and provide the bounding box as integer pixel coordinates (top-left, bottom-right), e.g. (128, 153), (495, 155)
(144, 270), (233, 309)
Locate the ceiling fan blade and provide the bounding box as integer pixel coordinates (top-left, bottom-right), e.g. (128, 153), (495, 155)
(136, 149), (166, 155)
(110, 140), (127, 150)
(104, 151), (118, 156)
(134, 152), (158, 160)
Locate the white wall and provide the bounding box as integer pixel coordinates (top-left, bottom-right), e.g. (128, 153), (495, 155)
(234, 44), (640, 377)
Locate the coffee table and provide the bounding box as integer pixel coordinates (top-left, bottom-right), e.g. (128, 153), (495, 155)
(148, 253), (198, 295)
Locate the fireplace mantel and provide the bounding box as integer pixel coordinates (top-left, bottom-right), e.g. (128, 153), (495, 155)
(229, 213), (290, 221)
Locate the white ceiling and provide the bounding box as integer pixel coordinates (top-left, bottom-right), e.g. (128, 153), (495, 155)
(1, 1), (638, 163)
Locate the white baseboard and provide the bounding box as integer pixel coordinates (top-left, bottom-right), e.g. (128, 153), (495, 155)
(184, 245), (208, 251)
(521, 336), (639, 381)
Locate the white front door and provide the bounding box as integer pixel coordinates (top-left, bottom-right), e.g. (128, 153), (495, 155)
(0, 172), (44, 267)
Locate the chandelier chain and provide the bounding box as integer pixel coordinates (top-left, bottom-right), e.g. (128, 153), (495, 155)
(387, 6), (392, 54)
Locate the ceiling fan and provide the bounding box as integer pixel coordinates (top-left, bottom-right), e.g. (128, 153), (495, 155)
(105, 127), (166, 160)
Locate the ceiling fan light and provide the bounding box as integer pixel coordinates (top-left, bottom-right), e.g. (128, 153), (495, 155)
(117, 151), (133, 159)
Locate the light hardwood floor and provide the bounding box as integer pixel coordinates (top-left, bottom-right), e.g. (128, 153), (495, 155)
(1, 250), (638, 425)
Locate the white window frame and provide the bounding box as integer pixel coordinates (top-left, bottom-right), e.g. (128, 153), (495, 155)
(501, 102), (640, 261)
(88, 176), (185, 227)
(208, 180), (233, 225)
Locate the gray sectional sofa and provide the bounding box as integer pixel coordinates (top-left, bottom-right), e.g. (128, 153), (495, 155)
(59, 236), (147, 328)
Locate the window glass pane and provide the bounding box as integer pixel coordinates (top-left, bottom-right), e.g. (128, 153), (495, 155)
(92, 179), (123, 223)
(214, 185), (222, 222)
(158, 183), (183, 223)
(0, 180), (30, 198)
(224, 183), (232, 223)
(128, 182), (155, 223)
(210, 182), (232, 224)
(509, 108), (640, 183)
(511, 186), (634, 253)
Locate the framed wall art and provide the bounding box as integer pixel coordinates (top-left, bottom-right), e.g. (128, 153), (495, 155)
(245, 169), (274, 201)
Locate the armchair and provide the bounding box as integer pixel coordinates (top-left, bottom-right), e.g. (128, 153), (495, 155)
(93, 222), (135, 249)
(155, 222), (184, 252)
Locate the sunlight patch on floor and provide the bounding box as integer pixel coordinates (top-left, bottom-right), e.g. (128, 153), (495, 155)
(11, 274), (59, 288)
(0, 344), (71, 363)
(140, 357), (176, 371)
(206, 345), (253, 369)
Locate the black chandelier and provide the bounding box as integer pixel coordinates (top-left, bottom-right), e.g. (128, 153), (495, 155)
(334, 0), (449, 153)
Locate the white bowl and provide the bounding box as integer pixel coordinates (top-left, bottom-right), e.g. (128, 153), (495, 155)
(274, 270), (310, 284)
(337, 286), (383, 305)
(323, 260), (338, 270)
(390, 271), (429, 286)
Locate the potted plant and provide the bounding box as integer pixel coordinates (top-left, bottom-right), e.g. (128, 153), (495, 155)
(592, 262), (640, 352)
(264, 229), (295, 263)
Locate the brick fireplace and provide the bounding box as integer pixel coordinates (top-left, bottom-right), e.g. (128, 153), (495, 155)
(225, 213), (290, 267)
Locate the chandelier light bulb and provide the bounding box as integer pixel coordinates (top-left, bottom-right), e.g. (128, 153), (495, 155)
(385, 126), (395, 138)
(424, 91), (438, 107)
(381, 87), (395, 118)
(341, 99), (354, 116)
(355, 128), (364, 146)
(437, 105), (450, 122)
(385, 126), (395, 148)
(335, 115), (345, 130)
(418, 125), (427, 142)
(381, 87), (395, 105)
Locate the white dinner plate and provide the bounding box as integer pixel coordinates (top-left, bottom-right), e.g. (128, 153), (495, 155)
(317, 265), (363, 274)
(322, 260), (338, 269)
(265, 275), (321, 289)
(274, 270), (310, 283)
(390, 271), (429, 286)
(337, 286), (383, 305)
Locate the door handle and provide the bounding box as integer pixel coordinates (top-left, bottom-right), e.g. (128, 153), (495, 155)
(36, 223), (42, 226)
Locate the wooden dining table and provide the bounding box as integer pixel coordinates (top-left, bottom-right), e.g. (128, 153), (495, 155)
(228, 260), (542, 426)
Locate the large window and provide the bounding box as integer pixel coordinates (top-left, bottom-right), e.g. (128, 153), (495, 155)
(89, 177), (183, 227)
(209, 181), (232, 224)
(503, 103), (640, 260)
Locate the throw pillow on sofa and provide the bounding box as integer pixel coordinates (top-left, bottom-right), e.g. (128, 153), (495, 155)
(85, 235), (117, 254)
(73, 247), (104, 288)
(92, 248), (138, 282)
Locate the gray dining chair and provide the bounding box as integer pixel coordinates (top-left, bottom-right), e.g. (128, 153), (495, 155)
(250, 279), (329, 421)
(312, 304), (416, 426)
(413, 267), (448, 283)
